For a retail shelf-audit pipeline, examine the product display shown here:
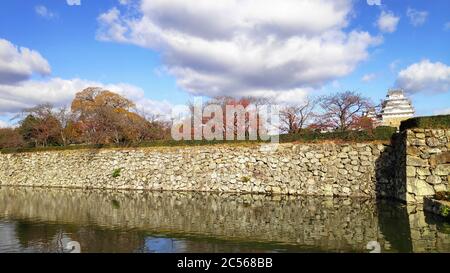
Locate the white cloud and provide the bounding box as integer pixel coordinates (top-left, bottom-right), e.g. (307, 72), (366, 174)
(361, 73), (376, 82)
(35, 5), (56, 19)
(67, 0), (81, 6)
(434, 108), (450, 115)
(377, 11), (400, 33)
(389, 59), (401, 72)
(0, 78), (174, 119)
(396, 60), (450, 94)
(367, 0), (381, 6)
(96, 0), (381, 102)
(0, 38), (171, 119)
(118, 0), (131, 5)
(445, 22), (450, 31)
(406, 8), (428, 26)
(0, 120), (9, 128)
(0, 39), (51, 84)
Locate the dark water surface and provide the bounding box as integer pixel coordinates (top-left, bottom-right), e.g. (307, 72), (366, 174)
(0, 187), (449, 253)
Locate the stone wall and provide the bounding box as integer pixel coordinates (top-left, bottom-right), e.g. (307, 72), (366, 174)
(0, 129), (448, 202)
(0, 143), (389, 198)
(404, 129), (450, 203)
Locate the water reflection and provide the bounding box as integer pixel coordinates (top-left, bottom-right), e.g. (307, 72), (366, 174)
(0, 187), (448, 253)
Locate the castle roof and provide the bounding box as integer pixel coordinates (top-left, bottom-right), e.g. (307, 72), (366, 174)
(380, 89), (415, 119)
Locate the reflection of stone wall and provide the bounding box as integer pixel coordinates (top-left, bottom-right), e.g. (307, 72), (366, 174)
(1, 187), (449, 252)
(0, 187), (383, 252)
(406, 205), (450, 252)
(0, 143), (389, 197)
(404, 129), (450, 203)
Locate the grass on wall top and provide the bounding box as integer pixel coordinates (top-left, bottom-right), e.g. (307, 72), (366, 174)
(400, 115), (450, 131)
(0, 127), (397, 154)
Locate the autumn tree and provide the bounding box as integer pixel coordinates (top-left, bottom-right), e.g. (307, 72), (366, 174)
(280, 97), (317, 133)
(71, 88), (130, 144)
(0, 128), (25, 148)
(351, 116), (374, 132)
(185, 96), (270, 141)
(18, 115), (39, 146)
(71, 87), (161, 144)
(18, 104), (62, 147)
(54, 106), (78, 146)
(71, 87), (135, 115)
(318, 91), (373, 132)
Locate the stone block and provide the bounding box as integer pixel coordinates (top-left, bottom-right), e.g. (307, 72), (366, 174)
(427, 148), (442, 154)
(410, 139), (426, 146)
(407, 178), (435, 197)
(434, 184), (448, 192)
(434, 164), (450, 176)
(416, 168), (431, 176)
(426, 175), (441, 185)
(407, 146), (421, 156)
(406, 156), (429, 167)
(415, 133), (426, 139)
(406, 166), (416, 177)
(426, 138), (441, 147)
(429, 152), (450, 168)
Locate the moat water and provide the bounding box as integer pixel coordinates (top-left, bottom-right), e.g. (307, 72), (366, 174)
(0, 186), (449, 253)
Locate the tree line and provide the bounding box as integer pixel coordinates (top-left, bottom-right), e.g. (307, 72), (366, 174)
(280, 91), (375, 133)
(0, 88), (376, 149)
(0, 87), (170, 149)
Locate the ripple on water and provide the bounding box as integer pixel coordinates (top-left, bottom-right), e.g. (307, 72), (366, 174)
(0, 187), (449, 253)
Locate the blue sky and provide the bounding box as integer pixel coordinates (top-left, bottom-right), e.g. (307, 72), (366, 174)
(0, 0), (449, 126)
(0, 0), (187, 103)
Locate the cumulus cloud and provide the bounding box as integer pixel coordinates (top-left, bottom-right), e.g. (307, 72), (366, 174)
(96, 0), (381, 102)
(377, 11), (400, 33)
(0, 78), (174, 119)
(396, 60), (450, 94)
(0, 38), (171, 119)
(434, 108), (450, 115)
(0, 120), (9, 128)
(367, 0), (381, 6)
(67, 0), (81, 6)
(35, 5), (57, 19)
(445, 22), (450, 31)
(361, 73), (376, 82)
(0, 39), (51, 84)
(406, 8), (428, 26)
(389, 59), (401, 72)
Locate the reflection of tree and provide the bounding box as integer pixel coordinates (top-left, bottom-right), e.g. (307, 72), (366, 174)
(14, 220), (147, 253)
(15, 221), (60, 249)
(376, 200), (412, 253)
(71, 228), (146, 253)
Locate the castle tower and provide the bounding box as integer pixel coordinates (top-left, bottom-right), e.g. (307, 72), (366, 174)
(380, 89), (415, 128)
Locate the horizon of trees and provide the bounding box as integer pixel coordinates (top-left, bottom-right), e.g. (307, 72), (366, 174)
(0, 88), (377, 149)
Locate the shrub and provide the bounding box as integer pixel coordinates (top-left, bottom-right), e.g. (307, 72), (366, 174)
(112, 168), (122, 178)
(1, 127), (397, 154)
(279, 128), (395, 143)
(373, 126), (397, 140)
(435, 191), (450, 202)
(0, 139), (271, 154)
(0, 128), (25, 149)
(400, 115), (450, 131)
(241, 176), (251, 183)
